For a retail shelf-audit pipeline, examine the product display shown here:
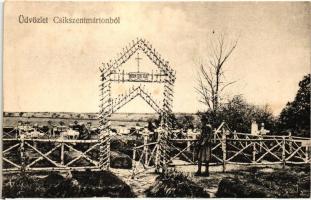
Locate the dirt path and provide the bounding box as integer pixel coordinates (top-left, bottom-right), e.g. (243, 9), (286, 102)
(111, 162), (158, 197)
(188, 172), (234, 197)
(111, 160), (239, 197)
(112, 160), (287, 197)
(171, 160), (289, 197)
(170, 160), (242, 197)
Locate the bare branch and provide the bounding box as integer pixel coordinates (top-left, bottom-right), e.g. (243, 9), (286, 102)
(195, 80), (212, 109)
(200, 65), (214, 90)
(218, 39), (238, 69)
(220, 80), (237, 93)
(196, 33), (238, 111)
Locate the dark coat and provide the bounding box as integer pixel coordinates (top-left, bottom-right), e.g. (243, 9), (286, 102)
(196, 125), (213, 162)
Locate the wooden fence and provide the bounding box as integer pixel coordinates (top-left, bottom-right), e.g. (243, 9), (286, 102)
(167, 131), (311, 171)
(131, 132), (166, 177)
(3, 124), (311, 174)
(2, 136), (102, 173)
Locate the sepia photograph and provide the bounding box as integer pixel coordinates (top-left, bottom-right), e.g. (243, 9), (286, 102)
(2, 1), (310, 198)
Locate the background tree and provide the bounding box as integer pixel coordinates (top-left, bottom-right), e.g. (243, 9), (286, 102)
(196, 33), (238, 126)
(47, 120), (53, 126)
(199, 95), (276, 133)
(51, 113), (57, 118)
(277, 74), (310, 137)
(176, 115), (195, 131)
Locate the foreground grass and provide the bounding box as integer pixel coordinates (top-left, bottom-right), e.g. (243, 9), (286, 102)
(2, 171), (135, 198)
(192, 165), (310, 198)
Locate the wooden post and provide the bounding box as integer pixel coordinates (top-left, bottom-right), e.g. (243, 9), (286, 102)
(260, 137), (263, 153)
(221, 131), (227, 172)
(282, 136), (286, 168)
(33, 140), (37, 149)
(107, 137), (111, 170)
(288, 132), (293, 153)
(144, 134), (148, 165)
(162, 130), (168, 173)
(16, 126), (20, 138)
(155, 132), (161, 172)
(213, 128), (217, 143)
(52, 127), (55, 138)
(305, 146), (309, 163)
(99, 130), (110, 170)
(233, 130), (237, 137)
(20, 134), (26, 173)
(187, 131), (191, 151)
(187, 140), (191, 151)
(131, 144), (137, 179)
(133, 144), (137, 161)
(252, 141), (256, 163)
(60, 135), (65, 165)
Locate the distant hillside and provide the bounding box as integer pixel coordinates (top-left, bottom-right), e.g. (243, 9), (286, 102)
(2, 112), (198, 127)
(3, 112), (196, 120)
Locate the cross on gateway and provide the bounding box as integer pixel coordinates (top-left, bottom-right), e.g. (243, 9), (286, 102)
(135, 52), (142, 72)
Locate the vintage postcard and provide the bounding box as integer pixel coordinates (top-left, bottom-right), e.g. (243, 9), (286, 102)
(2, 1), (310, 198)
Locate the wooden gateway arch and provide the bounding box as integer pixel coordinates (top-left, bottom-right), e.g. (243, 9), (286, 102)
(98, 38), (176, 171)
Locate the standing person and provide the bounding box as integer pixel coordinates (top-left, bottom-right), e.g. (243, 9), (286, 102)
(47, 120), (54, 138)
(195, 124), (213, 176)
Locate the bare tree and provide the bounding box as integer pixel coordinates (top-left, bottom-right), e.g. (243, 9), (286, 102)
(196, 33), (238, 113)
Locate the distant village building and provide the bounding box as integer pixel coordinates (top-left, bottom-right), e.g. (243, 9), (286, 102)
(119, 127), (130, 135)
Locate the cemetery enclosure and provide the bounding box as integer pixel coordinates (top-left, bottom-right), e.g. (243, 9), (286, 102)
(3, 123), (311, 174)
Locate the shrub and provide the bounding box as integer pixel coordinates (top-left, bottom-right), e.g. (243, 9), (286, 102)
(43, 172), (79, 197)
(216, 167), (310, 198)
(110, 151), (132, 169)
(3, 171), (135, 198)
(216, 177), (266, 198)
(2, 174), (43, 198)
(146, 170), (209, 197)
(72, 171), (135, 197)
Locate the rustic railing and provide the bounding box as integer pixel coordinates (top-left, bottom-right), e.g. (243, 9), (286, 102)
(3, 124), (311, 174)
(167, 131), (311, 171)
(2, 136), (102, 173)
(131, 133), (160, 178)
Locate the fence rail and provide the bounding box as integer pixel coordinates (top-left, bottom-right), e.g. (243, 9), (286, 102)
(2, 136), (102, 173)
(167, 131), (311, 171)
(3, 125), (311, 174)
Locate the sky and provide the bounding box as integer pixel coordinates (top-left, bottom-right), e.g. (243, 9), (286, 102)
(3, 2), (310, 115)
